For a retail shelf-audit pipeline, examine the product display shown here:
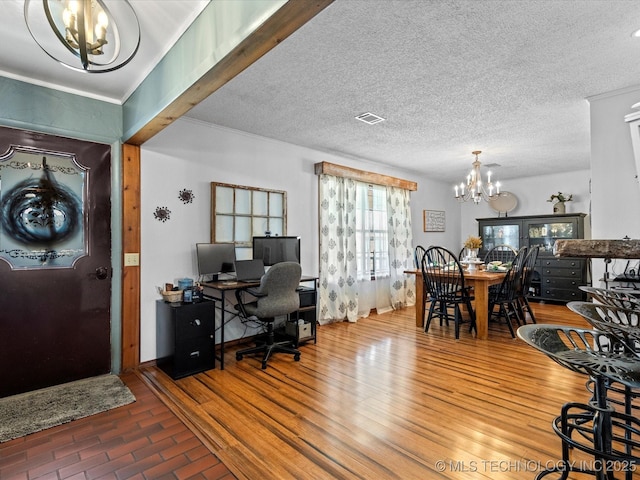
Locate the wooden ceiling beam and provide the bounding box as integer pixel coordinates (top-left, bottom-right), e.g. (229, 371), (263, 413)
(126, 0), (334, 145)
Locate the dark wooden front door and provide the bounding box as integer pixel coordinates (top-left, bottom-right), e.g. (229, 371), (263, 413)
(0, 127), (112, 397)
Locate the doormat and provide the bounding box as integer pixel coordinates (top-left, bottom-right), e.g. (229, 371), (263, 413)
(0, 374), (136, 443)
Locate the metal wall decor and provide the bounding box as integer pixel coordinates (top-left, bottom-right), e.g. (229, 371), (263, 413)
(178, 188), (194, 204)
(0, 147), (87, 269)
(154, 206), (171, 222)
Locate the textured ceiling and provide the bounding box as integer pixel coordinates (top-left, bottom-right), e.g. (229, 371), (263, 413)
(185, 0), (640, 183)
(2, 1), (640, 184)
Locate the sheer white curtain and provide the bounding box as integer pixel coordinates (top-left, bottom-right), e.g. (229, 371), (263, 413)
(318, 175), (415, 324)
(355, 183), (392, 316)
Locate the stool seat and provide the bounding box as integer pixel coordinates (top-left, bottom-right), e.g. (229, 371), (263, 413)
(518, 324), (640, 480)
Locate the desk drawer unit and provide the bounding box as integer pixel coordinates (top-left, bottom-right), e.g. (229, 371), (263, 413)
(536, 257), (587, 302)
(156, 300), (216, 379)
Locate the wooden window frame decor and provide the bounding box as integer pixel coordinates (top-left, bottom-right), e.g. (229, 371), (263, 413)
(423, 210), (446, 232)
(211, 182), (287, 258)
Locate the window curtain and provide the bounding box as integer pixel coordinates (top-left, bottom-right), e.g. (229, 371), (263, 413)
(387, 186), (416, 309)
(318, 175), (415, 324)
(318, 175), (359, 323)
(355, 183), (392, 317)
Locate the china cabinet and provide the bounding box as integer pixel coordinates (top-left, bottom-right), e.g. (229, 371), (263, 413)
(477, 213), (588, 302)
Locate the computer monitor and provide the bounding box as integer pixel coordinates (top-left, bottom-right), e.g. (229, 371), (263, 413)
(196, 243), (236, 281)
(252, 236), (300, 266)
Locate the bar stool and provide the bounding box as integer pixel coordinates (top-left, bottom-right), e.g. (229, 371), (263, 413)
(517, 324), (640, 480)
(568, 301), (640, 419)
(579, 286), (640, 310)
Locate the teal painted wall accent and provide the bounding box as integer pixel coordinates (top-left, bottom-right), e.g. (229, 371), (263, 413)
(0, 76), (122, 143)
(122, 0), (286, 141)
(0, 76), (124, 375)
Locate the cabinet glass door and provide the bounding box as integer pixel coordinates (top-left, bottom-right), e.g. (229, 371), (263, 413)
(526, 220), (576, 253)
(480, 223), (520, 254)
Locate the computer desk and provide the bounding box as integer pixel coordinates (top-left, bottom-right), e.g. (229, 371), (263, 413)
(201, 275), (317, 369)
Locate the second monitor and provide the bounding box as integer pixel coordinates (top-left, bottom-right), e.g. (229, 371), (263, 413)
(196, 243), (236, 281)
(252, 236), (300, 266)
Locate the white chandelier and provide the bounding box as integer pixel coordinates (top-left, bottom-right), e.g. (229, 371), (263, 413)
(25, 0), (140, 73)
(454, 151), (501, 204)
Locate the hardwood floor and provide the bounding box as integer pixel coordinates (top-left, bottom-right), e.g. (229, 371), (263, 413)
(0, 302), (611, 480)
(139, 302), (602, 480)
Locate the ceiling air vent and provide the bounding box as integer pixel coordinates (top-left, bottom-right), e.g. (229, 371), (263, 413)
(355, 112), (385, 125)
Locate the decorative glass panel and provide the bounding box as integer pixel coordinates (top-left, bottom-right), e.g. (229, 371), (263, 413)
(211, 183), (287, 249)
(253, 217), (268, 236)
(235, 217), (251, 242)
(215, 215), (234, 242)
(252, 191), (268, 216)
(235, 247), (252, 261)
(269, 218), (284, 236)
(235, 189), (251, 215)
(269, 192), (283, 216)
(215, 186), (234, 214)
(0, 147), (86, 269)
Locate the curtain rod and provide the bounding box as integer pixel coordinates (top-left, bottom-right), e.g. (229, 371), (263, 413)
(314, 161), (417, 191)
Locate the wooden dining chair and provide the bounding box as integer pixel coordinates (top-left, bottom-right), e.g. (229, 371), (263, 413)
(414, 245), (427, 269)
(421, 246), (476, 339)
(488, 246), (528, 337)
(516, 246), (540, 324)
(483, 244), (517, 265)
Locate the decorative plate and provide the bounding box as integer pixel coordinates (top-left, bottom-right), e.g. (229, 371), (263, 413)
(489, 191), (518, 214)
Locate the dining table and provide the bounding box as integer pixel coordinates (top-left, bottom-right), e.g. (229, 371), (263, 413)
(405, 268), (506, 340)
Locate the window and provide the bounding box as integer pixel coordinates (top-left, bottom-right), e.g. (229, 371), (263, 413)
(355, 183), (389, 280)
(211, 182), (286, 259)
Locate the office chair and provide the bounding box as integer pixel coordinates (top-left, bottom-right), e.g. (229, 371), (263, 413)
(234, 261), (302, 369)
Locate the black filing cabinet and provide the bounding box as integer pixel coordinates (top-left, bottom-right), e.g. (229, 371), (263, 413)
(156, 299), (216, 379)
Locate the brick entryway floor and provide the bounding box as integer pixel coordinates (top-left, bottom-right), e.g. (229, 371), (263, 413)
(0, 372), (236, 480)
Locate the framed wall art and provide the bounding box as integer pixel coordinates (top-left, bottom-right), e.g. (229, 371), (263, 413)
(423, 210), (445, 232)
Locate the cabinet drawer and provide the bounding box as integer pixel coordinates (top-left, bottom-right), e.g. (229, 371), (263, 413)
(175, 303), (215, 340)
(542, 287), (585, 302)
(172, 337), (215, 378)
(541, 268), (582, 278)
(538, 258), (583, 269)
(543, 277), (582, 289)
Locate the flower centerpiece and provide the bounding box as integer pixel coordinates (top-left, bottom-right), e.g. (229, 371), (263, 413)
(463, 235), (482, 262)
(464, 235), (482, 249)
(547, 192), (572, 214)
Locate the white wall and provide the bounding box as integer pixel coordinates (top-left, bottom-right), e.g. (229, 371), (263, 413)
(408, 174), (462, 254)
(140, 118), (458, 362)
(459, 170), (591, 246)
(589, 86), (640, 283)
